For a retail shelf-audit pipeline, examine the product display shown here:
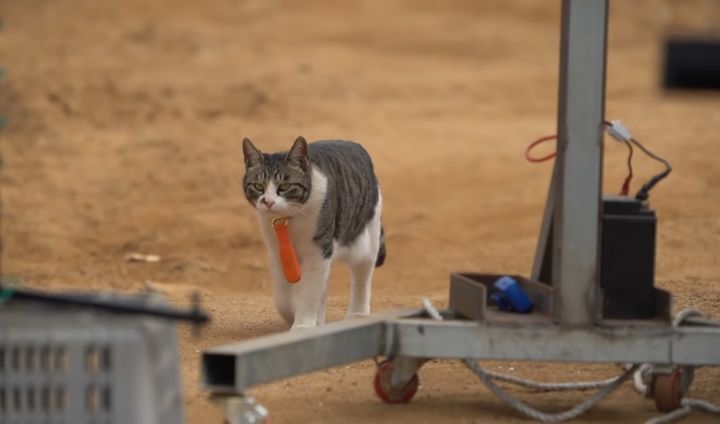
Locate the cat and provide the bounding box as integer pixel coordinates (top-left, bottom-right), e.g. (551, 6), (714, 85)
(242, 136), (385, 330)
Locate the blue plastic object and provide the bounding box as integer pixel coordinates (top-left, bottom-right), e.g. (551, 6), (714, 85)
(490, 276), (534, 313)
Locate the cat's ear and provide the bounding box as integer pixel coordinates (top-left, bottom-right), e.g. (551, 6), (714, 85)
(242, 137), (264, 168)
(285, 136), (309, 169)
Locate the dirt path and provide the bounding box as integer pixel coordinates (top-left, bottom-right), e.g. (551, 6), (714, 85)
(2, 0), (719, 422)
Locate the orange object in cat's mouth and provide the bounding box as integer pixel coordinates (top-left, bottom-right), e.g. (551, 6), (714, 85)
(272, 217), (302, 283)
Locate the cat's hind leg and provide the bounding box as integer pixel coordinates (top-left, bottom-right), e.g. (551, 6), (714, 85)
(347, 258), (375, 318)
(346, 192), (382, 319)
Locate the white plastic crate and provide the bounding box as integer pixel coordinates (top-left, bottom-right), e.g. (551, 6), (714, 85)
(0, 293), (184, 424)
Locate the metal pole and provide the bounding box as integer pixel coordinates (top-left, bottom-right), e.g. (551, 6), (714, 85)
(552, 0), (608, 326)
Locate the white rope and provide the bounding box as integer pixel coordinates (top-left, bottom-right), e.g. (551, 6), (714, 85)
(645, 398), (720, 424)
(463, 359), (637, 423)
(645, 407), (691, 424)
(483, 368), (624, 392)
(421, 299), (443, 320)
(672, 308), (703, 327)
(420, 298), (638, 423)
(632, 363), (654, 396)
(637, 308), (720, 424)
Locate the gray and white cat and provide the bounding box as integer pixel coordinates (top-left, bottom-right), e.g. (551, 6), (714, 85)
(242, 136), (385, 330)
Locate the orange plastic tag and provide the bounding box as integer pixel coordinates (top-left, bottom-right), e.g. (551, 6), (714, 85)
(272, 218), (301, 283)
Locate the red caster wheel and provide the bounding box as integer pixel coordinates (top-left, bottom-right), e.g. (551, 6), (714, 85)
(373, 360), (419, 403)
(652, 369), (684, 412)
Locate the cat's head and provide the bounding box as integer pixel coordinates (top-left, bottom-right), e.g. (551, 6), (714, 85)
(242, 136), (312, 215)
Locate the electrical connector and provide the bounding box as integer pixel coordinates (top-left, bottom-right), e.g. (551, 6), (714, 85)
(606, 119), (633, 143)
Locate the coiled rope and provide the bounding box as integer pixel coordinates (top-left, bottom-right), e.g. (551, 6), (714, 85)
(420, 300), (719, 423)
(421, 299), (638, 423)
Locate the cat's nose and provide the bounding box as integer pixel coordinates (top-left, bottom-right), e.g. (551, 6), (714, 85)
(262, 198), (275, 209)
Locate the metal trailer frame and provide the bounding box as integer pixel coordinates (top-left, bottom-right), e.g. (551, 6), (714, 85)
(201, 0), (720, 419)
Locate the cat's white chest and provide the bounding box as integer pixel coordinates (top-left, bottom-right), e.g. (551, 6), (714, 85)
(257, 167), (328, 258)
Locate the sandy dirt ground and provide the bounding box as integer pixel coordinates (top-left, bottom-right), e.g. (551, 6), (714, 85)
(2, 0), (719, 422)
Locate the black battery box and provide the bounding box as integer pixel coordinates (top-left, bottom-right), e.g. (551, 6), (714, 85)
(600, 195), (657, 319)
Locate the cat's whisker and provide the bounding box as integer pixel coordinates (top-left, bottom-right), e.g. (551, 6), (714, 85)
(288, 203), (315, 218)
(290, 208), (310, 218)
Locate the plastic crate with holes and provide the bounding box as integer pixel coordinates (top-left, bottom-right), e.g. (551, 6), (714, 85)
(0, 290), (186, 424)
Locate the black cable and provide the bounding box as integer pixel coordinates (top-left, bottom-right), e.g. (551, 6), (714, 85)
(0, 286), (210, 324)
(629, 137), (672, 201)
(602, 119), (671, 200)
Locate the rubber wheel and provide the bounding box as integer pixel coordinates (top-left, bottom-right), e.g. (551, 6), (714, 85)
(373, 360), (419, 403)
(652, 369), (683, 412)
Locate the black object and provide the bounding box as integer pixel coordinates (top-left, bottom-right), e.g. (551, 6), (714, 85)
(663, 37), (720, 90)
(600, 195), (657, 319)
(631, 136), (672, 202)
(0, 286), (210, 324)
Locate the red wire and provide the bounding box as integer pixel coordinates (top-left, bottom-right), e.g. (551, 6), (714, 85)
(620, 175), (632, 196)
(525, 135), (557, 163)
(526, 129), (635, 196)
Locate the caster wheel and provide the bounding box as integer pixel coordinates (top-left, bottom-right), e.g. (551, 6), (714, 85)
(373, 360), (419, 403)
(652, 369), (683, 412)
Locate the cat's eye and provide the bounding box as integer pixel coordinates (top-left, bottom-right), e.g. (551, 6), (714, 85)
(252, 183), (265, 192)
(277, 183), (292, 192)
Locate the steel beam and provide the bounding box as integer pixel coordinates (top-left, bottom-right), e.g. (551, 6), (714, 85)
(552, 0), (609, 326)
(201, 312), (720, 395)
(389, 318), (720, 365)
(202, 309), (419, 393)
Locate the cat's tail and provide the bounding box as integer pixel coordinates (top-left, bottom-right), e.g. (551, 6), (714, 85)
(375, 225), (386, 267)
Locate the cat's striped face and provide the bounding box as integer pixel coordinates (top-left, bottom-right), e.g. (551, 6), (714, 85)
(242, 137), (312, 215)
